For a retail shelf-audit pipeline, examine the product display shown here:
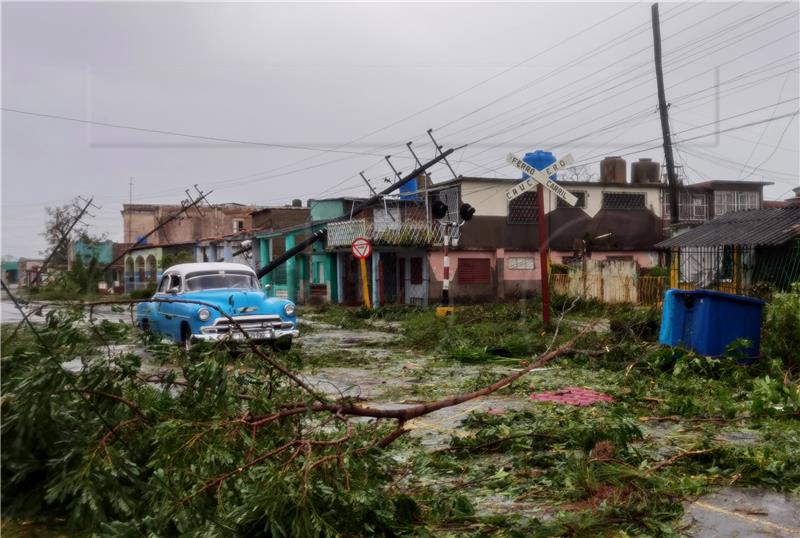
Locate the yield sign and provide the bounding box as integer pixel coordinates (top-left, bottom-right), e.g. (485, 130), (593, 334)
(505, 153), (577, 206)
(351, 237), (372, 259)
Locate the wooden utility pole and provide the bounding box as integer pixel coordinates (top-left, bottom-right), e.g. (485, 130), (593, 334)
(537, 185), (551, 326)
(651, 3), (680, 225)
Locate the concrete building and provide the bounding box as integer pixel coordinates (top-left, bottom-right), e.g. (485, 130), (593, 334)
(246, 156), (775, 306)
(68, 239), (133, 293)
(2, 260), (19, 284)
(17, 258), (46, 288)
(121, 203), (262, 245)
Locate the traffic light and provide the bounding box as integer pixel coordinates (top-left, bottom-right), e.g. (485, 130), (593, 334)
(431, 200), (448, 220)
(432, 200), (476, 222)
(459, 203), (475, 222)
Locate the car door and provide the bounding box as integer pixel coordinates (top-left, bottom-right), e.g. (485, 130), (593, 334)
(157, 273), (182, 341)
(148, 274), (172, 334)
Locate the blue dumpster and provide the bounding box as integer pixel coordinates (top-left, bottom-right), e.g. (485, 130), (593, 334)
(659, 289), (766, 361)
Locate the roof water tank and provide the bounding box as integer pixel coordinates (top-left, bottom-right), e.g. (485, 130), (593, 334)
(631, 158), (660, 184)
(399, 177), (419, 201)
(600, 156), (626, 183)
(522, 150), (557, 180)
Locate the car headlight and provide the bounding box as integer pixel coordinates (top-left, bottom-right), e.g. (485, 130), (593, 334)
(283, 303), (296, 317)
(197, 308), (211, 321)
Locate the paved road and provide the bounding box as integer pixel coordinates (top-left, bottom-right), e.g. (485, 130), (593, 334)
(1, 293), (134, 325)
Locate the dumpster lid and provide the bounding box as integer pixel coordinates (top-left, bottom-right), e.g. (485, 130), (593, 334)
(665, 289), (766, 305)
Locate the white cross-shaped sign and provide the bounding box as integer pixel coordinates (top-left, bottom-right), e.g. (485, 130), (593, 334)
(505, 153), (577, 206)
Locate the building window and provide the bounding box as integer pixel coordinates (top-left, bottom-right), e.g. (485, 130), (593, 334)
(508, 192), (539, 224)
(233, 219), (245, 233)
(410, 257), (423, 285)
(508, 257), (535, 270)
(457, 258), (491, 284)
(714, 191), (758, 217)
(602, 192), (646, 210)
(556, 191), (587, 209)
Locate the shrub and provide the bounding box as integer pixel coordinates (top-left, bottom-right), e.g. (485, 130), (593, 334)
(761, 283), (800, 370)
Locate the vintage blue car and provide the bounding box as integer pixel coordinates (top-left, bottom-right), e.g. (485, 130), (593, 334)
(135, 262), (298, 350)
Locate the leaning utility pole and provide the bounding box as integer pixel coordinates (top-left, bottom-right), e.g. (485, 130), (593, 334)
(257, 147), (456, 278)
(652, 2), (680, 225)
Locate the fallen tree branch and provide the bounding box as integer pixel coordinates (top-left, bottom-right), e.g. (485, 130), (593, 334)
(647, 448), (715, 474)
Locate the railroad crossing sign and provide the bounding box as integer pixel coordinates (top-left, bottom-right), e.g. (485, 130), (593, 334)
(505, 153), (577, 206)
(351, 237), (372, 259)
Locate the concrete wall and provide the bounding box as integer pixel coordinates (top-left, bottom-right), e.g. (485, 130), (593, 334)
(428, 250), (498, 303)
(251, 207), (310, 231)
(550, 250), (659, 268)
(70, 240), (114, 265)
(460, 180), (664, 219)
(309, 199), (346, 222)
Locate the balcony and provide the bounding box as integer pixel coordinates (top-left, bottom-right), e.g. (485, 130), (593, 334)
(325, 219), (444, 249)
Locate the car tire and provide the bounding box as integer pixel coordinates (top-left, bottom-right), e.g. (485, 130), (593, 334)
(272, 337), (292, 352)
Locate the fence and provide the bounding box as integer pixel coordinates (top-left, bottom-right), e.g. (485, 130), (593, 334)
(551, 262), (668, 306)
(674, 241), (800, 297)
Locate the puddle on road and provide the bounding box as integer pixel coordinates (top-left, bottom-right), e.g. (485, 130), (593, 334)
(682, 487), (800, 537)
(300, 329), (400, 352)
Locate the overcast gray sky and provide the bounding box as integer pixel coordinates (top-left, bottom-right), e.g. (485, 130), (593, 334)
(2, 1), (798, 259)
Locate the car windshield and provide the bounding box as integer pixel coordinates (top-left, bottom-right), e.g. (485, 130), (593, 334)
(184, 271), (260, 291)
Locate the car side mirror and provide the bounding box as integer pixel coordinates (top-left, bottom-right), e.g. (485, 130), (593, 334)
(167, 287), (179, 295)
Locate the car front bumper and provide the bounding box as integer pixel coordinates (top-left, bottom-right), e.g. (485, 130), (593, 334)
(193, 327), (299, 343)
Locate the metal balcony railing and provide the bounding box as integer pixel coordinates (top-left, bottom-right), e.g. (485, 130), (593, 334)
(325, 219), (444, 249)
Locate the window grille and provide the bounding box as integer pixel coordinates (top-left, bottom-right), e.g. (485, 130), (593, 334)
(273, 264), (287, 285)
(557, 191), (586, 209)
(436, 187), (461, 224)
(714, 191), (759, 217)
(457, 258), (491, 284)
(602, 192), (646, 210)
(662, 192), (708, 220)
(508, 191), (539, 223)
(435, 187), (462, 242)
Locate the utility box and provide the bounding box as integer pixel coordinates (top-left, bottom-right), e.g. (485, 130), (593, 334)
(659, 289), (766, 361)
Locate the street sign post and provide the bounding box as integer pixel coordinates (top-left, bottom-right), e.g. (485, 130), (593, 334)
(351, 237), (373, 309)
(505, 152), (576, 326)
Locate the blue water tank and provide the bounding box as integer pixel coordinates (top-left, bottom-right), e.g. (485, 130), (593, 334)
(399, 176), (418, 201)
(522, 150), (557, 181)
(659, 289), (766, 362)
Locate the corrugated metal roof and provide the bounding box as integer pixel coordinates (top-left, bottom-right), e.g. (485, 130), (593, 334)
(657, 207), (800, 248)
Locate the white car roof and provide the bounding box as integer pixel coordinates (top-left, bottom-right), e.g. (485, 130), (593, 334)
(164, 262), (257, 276)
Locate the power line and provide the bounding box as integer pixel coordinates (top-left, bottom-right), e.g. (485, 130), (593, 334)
(0, 107), (391, 156)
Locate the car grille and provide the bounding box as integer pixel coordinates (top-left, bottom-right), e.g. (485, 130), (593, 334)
(200, 315), (293, 334)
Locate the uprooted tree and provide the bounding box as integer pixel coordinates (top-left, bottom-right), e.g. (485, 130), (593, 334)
(1, 298), (589, 536)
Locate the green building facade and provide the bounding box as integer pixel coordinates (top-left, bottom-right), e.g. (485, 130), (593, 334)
(254, 200), (342, 303)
